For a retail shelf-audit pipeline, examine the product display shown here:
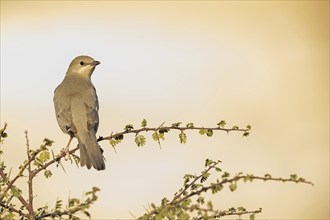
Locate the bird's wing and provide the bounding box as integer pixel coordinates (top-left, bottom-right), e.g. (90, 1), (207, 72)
(71, 91), (105, 170)
(54, 86), (76, 135)
(84, 85), (99, 133)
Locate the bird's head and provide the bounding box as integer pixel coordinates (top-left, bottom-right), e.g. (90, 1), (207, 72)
(66, 55), (100, 77)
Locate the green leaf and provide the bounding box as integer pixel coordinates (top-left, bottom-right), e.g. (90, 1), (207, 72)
(39, 151), (50, 162)
(153, 131), (165, 142)
(191, 183), (203, 190)
(55, 200), (62, 211)
(196, 197), (205, 204)
(69, 198), (80, 207)
(232, 125), (239, 130)
(161, 197), (169, 206)
(246, 124), (252, 130)
(178, 212), (190, 220)
(217, 120), (226, 128)
(83, 211), (91, 218)
(152, 131), (160, 142)
(158, 133), (165, 140)
(215, 167), (222, 172)
(183, 174), (195, 186)
(124, 124), (134, 131)
(159, 128), (170, 134)
(109, 138), (122, 148)
(250, 213), (256, 220)
(92, 186), (101, 192)
(243, 131), (250, 137)
(135, 135), (146, 147)
(229, 182), (237, 192)
(181, 199), (191, 209)
(43, 138), (54, 147)
(179, 131), (187, 144)
(205, 158), (213, 167)
(222, 172), (230, 178)
(141, 119), (147, 128)
(171, 122), (182, 128)
(264, 173), (272, 178)
(290, 174), (298, 181)
(211, 183), (223, 194)
(199, 128), (207, 135)
(1, 132), (7, 138)
(206, 201), (213, 210)
(186, 123), (194, 128)
(11, 186), (22, 197)
(33, 157), (43, 167)
(237, 206), (246, 212)
(206, 129), (213, 137)
(243, 174), (254, 183)
(44, 170), (52, 178)
(4, 213), (15, 220)
(114, 134), (124, 140)
(229, 207), (236, 212)
(201, 172), (210, 183)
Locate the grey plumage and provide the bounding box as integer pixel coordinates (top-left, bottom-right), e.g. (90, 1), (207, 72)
(54, 55), (105, 170)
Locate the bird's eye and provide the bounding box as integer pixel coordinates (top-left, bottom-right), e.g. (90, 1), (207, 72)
(80, 61), (85, 65)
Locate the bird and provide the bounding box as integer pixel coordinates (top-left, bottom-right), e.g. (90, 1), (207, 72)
(53, 55), (105, 170)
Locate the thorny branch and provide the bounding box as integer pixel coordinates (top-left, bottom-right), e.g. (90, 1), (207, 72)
(139, 160), (313, 219)
(98, 125), (249, 142)
(25, 131), (34, 219)
(0, 167), (30, 218)
(30, 122), (250, 177)
(0, 122), (313, 220)
(171, 161), (219, 202)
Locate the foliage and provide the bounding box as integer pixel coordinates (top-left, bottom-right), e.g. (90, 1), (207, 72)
(0, 126), (99, 220)
(138, 159), (313, 220)
(100, 119), (251, 150)
(0, 121), (313, 219)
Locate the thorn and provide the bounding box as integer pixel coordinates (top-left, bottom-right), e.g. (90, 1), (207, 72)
(156, 121), (165, 130)
(112, 145), (117, 154)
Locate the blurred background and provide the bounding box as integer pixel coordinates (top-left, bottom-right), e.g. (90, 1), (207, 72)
(0, 1), (329, 219)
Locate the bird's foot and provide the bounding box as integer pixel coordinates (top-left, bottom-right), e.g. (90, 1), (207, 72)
(63, 147), (73, 163)
(62, 136), (74, 162)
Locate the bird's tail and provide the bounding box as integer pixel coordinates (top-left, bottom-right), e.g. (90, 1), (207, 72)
(77, 130), (105, 171)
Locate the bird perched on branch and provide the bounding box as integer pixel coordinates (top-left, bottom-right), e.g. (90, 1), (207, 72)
(54, 55), (105, 170)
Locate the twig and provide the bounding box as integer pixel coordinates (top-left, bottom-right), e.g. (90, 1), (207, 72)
(0, 122), (7, 162)
(0, 148), (40, 202)
(99, 126), (248, 142)
(0, 168), (30, 216)
(175, 174), (314, 205)
(33, 147), (79, 176)
(25, 130), (34, 219)
(171, 160), (220, 203)
(33, 124), (247, 177)
(181, 205), (262, 218)
(0, 200), (29, 218)
(217, 207), (262, 217)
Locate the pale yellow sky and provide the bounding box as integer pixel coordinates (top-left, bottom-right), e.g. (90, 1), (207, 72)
(0, 1), (329, 219)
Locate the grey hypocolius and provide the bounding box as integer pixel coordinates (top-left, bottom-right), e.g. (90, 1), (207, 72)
(54, 55), (105, 171)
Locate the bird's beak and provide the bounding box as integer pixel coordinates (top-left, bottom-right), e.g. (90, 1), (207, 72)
(92, 61), (101, 66)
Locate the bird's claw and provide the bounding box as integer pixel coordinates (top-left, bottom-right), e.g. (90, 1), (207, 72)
(63, 147), (73, 163)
